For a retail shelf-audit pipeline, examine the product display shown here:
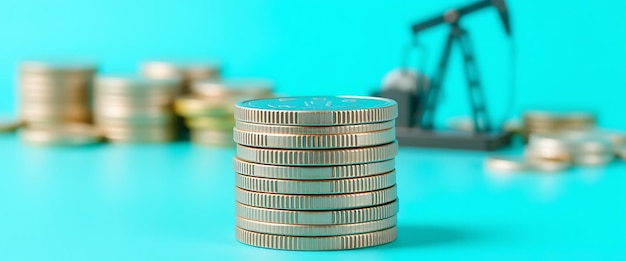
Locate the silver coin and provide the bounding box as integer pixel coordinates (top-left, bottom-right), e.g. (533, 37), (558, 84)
(95, 75), (178, 95)
(233, 157), (395, 180)
(235, 185), (397, 210)
(567, 133), (614, 154)
(191, 130), (234, 147)
(235, 200), (398, 225)
(236, 215), (396, 236)
(235, 226), (397, 250)
(142, 60), (221, 79)
(573, 153), (614, 166)
(235, 96), (398, 126)
(104, 129), (175, 143)
(235, 120), (395, 135)
(524, 109), (596, 122)
(236, 141), (398, 166)
(95, 109), (174, 125)
(527, 158), (571, 172)
(484, 155), (530, 173)
(236, 170), (395, 194)
(233, 128), (395, 149)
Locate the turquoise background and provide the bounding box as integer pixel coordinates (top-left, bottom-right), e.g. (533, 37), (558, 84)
(1, 0), (625, 127)
(1, 0), (626, 260)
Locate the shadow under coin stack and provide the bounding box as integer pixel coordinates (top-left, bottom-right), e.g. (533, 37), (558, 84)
(94, 76), (178, 143)
(233, 96), (399, 250)
(174, 80), (273, 147)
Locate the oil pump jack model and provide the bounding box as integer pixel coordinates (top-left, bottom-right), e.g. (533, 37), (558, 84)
(378, 0), (513, 150)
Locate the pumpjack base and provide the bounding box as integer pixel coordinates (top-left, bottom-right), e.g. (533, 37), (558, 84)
(396, 127), (512, 151)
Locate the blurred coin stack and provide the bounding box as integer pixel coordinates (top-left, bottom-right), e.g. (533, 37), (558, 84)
(174, 80), (273, 147)
(233, 96), (399, 250)
(486, 130), (623, 173)
(94, 76), (178, 143)
(19, 61), (96, 126)
(522, 110), (596, 139)
(141, 60), (221, 94)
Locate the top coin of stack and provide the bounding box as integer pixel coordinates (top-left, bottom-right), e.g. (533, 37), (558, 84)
(175, 79), (273, 147)
(19, 60), (96, 126)
(522, 109), (596, 139)
(141, 60), (221, 94)
(94, 76), (179, 143)
(233, 96), (399, 251)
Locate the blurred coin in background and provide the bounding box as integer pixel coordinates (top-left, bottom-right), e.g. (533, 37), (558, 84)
(94, 75), (178, 143)
(141, 60), (221, 94)
(21, 123), (101, 146)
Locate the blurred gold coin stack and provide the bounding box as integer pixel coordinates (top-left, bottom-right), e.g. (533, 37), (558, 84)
(174, 80), (273, 147)
(522, 110), (596, 139)
(19, 60), (96, 126)
(141, 60), (221, 94)
(94, 76), (178, 143)
(233, 96), (399, 250)
(18, 60), (102, 145)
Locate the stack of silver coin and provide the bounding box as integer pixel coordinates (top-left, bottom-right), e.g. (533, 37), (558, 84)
(19, 60), (96, 126)
(233, 96), (399, 250)
(141, 60), (221, 94)
(522, 110), (596, 139)
(486, 130), (624, 173)
(174, 80), (273, 147)
(94, 76), (179, 143)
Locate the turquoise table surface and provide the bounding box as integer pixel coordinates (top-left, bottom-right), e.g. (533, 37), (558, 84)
(0, 133), (625, 260)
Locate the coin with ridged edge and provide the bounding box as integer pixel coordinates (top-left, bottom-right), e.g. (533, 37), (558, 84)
(236, 171), (395, 194)
(235, 186), (396, 210)
(235, 226), (397, 250)
(233, 128), (395, 149)
(236, 141), (397, 166)
(235, 200), (398, 225)
(233, 158), (395, 180)
(236, 215), (396, 236)
(235, 96), (397, 126)
(235, 120), (395, 135)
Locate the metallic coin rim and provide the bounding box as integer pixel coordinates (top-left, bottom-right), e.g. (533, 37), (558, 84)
(485, 155), (530, 172)
(235, 185), (397, 210)
(236, 171), (395, 194)
(234, 96), (398, 126)
(235, 120), (395, 135)
(233, 157), (396, 180)
(235, 200), (398, 225)
(233, 128), (395, 149)
(236, 141), (398, 166)
(236, 215), (397, 236)
(235, 226), (397, 250)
